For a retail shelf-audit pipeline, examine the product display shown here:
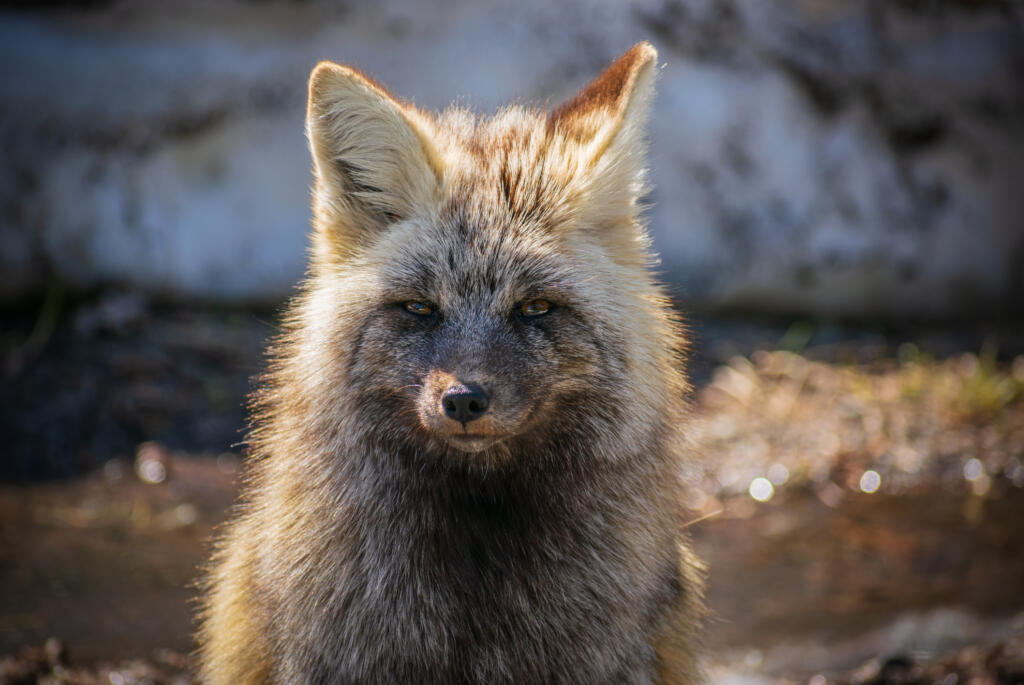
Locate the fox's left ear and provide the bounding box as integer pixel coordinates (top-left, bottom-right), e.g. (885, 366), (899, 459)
(548, 42), (658, 174)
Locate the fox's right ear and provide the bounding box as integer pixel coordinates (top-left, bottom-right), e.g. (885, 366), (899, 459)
(306, 62), (444, 247)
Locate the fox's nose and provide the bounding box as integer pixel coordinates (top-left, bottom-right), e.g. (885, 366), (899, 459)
(441, 384), (490, 424)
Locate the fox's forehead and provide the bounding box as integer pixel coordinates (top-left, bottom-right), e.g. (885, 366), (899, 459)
(434, 107), (582, 228)
(372, 211), (578, 307)
(359, 110), (582, 305)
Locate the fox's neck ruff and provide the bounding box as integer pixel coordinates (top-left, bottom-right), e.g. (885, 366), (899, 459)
(324, 421), (677, 556)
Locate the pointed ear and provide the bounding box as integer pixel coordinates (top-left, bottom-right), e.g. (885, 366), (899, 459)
(547, 42), (658, 169)
(306, 62), (444, 243)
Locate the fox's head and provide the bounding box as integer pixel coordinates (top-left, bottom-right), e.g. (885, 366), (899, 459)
(290, 43), (687, 465)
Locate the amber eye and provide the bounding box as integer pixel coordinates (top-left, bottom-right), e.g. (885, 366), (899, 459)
(404, 301), (434, 316)
(520, 299), (551, 317)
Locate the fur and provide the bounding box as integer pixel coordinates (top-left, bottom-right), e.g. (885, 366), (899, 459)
(198, 42), (705, 684)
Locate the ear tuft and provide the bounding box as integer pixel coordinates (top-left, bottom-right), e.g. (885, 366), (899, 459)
(306, 62), (443, 244)
(547, 42), (658, 166)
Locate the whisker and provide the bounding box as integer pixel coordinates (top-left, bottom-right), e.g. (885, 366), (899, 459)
(680, 509), (722, 529)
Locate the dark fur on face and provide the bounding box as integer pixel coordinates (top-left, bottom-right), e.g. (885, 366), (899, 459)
(198, 42), (705, 685)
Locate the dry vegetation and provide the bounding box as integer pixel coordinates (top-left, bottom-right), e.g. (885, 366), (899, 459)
(689, 348), (1024, 509)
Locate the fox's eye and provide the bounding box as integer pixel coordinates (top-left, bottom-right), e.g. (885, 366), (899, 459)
(404, 301), (434, 316)
(519, 299), (551, 317)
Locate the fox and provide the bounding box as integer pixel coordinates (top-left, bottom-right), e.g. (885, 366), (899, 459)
(198, 42), (704, 684)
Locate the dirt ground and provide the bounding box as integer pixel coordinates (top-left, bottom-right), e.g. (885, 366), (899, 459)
(1, 293), (1023, 683)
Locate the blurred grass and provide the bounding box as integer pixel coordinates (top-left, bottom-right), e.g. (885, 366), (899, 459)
(4, 281), (64, 378)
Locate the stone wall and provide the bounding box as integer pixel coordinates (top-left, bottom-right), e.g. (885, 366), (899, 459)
(2, 0), (1021, 317)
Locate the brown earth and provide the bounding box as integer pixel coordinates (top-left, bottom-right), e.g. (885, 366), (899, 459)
(1, 300), (1022, 683)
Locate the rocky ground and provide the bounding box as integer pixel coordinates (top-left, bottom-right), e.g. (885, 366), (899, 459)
(1, 294), (1023, 683)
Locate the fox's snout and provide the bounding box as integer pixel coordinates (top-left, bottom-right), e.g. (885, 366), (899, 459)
(416, 368), (536, 452)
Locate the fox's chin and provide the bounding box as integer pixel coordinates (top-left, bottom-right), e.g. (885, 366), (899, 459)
(443, 433), (504, 453)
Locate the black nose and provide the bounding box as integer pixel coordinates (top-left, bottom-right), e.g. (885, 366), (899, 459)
(441, 384), (490, 424)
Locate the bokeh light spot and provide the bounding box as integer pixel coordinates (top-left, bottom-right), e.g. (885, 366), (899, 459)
(963, 458), (984, 481)
(767, 462), (790, 485)
(136, 457), (166, 485)
(749, 477), (774, 502)
(859, 469), (881, 494)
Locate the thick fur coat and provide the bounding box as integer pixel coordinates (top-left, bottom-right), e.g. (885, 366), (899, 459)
(198, 42), (705, 684)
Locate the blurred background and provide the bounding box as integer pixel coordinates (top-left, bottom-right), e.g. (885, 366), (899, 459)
(1, 1), (1023, 683)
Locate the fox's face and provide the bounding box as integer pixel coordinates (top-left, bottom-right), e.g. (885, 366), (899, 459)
(301, 44), (681, 459)
(349, 215), (619, 454)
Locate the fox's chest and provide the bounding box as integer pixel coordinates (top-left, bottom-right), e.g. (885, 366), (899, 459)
(277, 521), (663, 684)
